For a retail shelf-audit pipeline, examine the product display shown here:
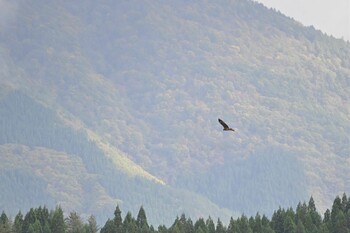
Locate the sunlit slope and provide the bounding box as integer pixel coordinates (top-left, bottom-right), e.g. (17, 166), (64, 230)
(0, 144), (117, 214)
(0, 91), (234, 225)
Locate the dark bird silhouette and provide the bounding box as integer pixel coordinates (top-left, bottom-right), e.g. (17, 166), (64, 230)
(218, 118), (235, 131)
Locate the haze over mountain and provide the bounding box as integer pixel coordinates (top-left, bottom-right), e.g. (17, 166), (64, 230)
(254, 0), (350, 41)
(0, 0), (349, 226)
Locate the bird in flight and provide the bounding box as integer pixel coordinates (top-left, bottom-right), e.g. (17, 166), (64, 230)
(218, 118), (235, 131)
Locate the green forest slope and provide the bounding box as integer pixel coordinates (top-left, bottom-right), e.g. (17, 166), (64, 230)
(0, 92), (233, 225)
(0, 0), (349, 225)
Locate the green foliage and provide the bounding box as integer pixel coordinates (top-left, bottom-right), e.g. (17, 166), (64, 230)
(123, 212), (138, 233)
(137, 206), (149, 230)
(283, 216), (296, 233)
(206, 217), (215, 233)
(178, 151), (308, 215)
(51, 206), (65, 233)
(169, 214), (194, 233)
(0, 0), (349, 227)
(1, 194), (350, 232)
(113, 205), (123, 233)
(66, 212), (85, 233)
(100, 219), (114, 233)
(0, 92), (232, 225)
(0, 211), (11, 233)
(0, 212), (9, 227)
(0, 169), (55, 213)
(28, 220), (42, 233)
(215, 218), (225, 233)
(13, 211), (24, 233)
(86, 215), (99, 233)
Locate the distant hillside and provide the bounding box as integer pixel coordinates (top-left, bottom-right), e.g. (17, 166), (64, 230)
(0, 0), (349, 225)
(0, 91), (233, 225)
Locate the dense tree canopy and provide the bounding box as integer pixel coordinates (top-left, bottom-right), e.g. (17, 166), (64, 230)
(0, 0), (349, 226)
(1, 194), (350, 233)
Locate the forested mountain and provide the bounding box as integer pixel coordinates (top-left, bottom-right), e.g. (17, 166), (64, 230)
(0, 91), (232, 225)
(0, 0), (349, 226)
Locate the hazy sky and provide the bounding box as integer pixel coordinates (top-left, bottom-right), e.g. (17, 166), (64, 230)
(255, 0), (350, 41)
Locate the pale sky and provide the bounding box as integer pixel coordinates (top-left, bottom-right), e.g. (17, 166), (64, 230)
(254, 0), (350, 41)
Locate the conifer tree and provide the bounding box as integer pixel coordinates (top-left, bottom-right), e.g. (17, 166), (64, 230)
(13, 211), (23, 233)
(303, 213), (315, 232)
(249, 216), (255, 231)
(226, 217), (235, 233)
(252, 212), (263, 233)
(194, 218), (207, 233)
(172, 214), (192, 233)
(215, 218), (225, 233)
(195, 226), (205, 233)
(50, 206), (65, 233)
(318, 223), (330, 233)
(308, 196), (321, 228)
(330, 196), (344, 233)
(345, 210), (350, 230)
(66, 212), (84, 233)
(323, 209), (332, 231)
(271, 208), (284, 233)
(261, 225), (275, 233)
(0, 212), (8, 225)
(261, 214), (270, 227)
(206, 217), (215, 233)
(185, 217), (194, 233)
(0, 212), (9, 229)
(136, 206), (149, 230)
(100, 219), (114, 233)
(238, 215), (253, 233)
(113, 205), (123, 232)
(261, 215), (274, 233)
(23, 208), (37, 233)
(332, 211), (347, 233)
(341, 193), (348, 212)
(86, 215), (99, 233)
(170, 216), (180, 233)
(346, 197), (350, 213)
(296, 202), (307, 226)
(42, 222), (51, 233)
(36, 206), (50, 228)
(169, 223), (181, 233)
(308, 197), (317, 212)
(331, 196), (342, 218)
(0, 211), (11, 233)
(123, 212), (137, 233)
(283, 216), (296, 233)
(158, 225), (168, 233)
(28, 219), (42, 233)
(296, 221), (306, 233)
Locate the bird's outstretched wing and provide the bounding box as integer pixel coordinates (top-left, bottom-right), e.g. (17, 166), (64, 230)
(218, 118), (229, 130)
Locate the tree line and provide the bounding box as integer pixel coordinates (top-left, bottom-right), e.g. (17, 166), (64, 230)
(1, 194), (349, 233)
(0, 206), (97, 233)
